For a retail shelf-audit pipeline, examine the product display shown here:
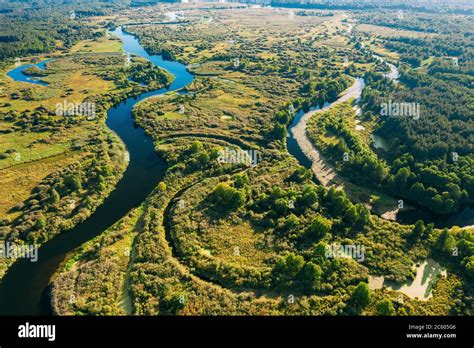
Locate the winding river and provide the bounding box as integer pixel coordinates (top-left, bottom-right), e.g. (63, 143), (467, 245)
(287, 54), (474, 228)
(0, 27), (193, 315)
(7, 59), (53, 86)
(287, 78), (365, 187)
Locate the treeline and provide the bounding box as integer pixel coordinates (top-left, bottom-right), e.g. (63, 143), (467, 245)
(0, 1), (132, 61)
(384, 36), (472, 68)
(0, 12), (94, 61)
(357, 11), (474, 34)
(249, 177), (372, 238)
(271, 2), (474, 15)
(358, 68), (474, 214)
(305, 75), (472, 214)
(357, 11), (474, 69)
(362, 70), (473, 159)
(295, 11), (334, 17)
(355, 10), (473, 211)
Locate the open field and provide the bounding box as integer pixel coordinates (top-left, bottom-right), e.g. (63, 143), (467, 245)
(358, 23), (438, 39)
(0, 151), (84, 219)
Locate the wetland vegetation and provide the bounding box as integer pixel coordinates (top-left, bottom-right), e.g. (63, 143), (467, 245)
(0, 1), (472, 318)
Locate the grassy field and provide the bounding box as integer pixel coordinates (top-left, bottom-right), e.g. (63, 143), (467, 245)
(358, 23), (438, 39)
(171, 175), (275, 279)
(69, 34), (122, 54)
(0, 41), (122, 216)
(0, 151), (84, 219)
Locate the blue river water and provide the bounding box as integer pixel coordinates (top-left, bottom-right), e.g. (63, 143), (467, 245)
(6, 59), (52, 86)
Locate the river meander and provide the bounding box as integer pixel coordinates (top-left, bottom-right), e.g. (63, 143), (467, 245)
(0, 27), (193, 315)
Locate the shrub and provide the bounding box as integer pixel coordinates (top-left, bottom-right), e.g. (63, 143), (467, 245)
(210, 183), (245, 211)
(376, 299), (395, 316)
(351, 282), (371, 308)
